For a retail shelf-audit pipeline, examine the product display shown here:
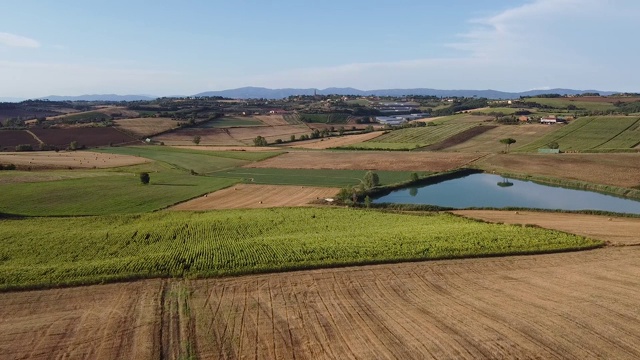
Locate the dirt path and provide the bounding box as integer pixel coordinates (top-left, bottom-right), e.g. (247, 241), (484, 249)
(1, 247), (639, 359)
(170, 184), (339, 210)
(453, 210), (640, 246)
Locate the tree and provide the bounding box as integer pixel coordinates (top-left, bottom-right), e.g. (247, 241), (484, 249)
(410, 172), (419, 182)
(338, 126), (345, 136)
(139, 172), (150, 185)
(363, 171), (380, 189)
(499, 138), (516, 152)
(290, 134), (296, 142)
(253, 136), (268, 146)
(364, 196), (372, 208)
(547, 141), (560, 149)
(69, 141), (79, 151)
(193, 135), (201, 145)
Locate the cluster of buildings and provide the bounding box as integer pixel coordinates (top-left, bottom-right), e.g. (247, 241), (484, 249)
(376, 113), (431, 126)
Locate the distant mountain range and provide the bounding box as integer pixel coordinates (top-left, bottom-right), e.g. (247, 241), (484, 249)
(2, 87), (619, 103)
(196, 87), (616, 99)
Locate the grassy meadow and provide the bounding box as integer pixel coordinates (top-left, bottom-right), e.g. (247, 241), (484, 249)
(0, 208), (601, 290)
(340, 123), (477, 150)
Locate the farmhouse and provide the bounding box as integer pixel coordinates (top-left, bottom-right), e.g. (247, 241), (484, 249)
(540, 115), (566, 124)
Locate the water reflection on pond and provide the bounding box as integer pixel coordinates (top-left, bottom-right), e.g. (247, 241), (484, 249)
(373, 173), (640, 214)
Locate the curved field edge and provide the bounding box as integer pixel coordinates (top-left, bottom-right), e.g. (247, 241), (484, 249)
(0, 208), (601, 291)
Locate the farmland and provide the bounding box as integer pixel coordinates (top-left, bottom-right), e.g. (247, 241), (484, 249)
(344, 123), (477, 150)
(282, 131), (384, 149)
(526, 97), (617, 112)
(0, 208), (598, 290)
(114, 117), (180, 137)
(197, 117), (263, 128)
(247, 151), (482, 172)
(171, 184), (340, 210)
(214, 168), (425, 187)
(444, 124), (559, 152)
(0, 130), (40, 149)
(517, 116), (640, 152)
(0, 150), (148, 170)
(3, 246), (640, 359)
(30, 127), (138, 148)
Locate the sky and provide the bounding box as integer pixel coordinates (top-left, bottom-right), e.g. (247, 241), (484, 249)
(1, 0), (639, 98)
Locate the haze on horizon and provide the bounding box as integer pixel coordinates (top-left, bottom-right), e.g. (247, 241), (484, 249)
(1, 0), (639, 99)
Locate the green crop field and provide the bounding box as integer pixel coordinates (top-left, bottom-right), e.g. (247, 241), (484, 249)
(349, 123), (477, 150)
(527, 98), (616, 112)
(214, 168), (426, 187)
(300, 113), (350, 123)
(0, 163), (239, 216)
(0, 208), (600, 290)
(517, 116), (640, 152)
(197, 117), (263, 128)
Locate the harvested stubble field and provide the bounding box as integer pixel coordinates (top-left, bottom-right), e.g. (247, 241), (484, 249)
(226, 124), (312, 143)
(283, 132), (384, 149)
(445, 124), (558, 152)
(454, 210), (640, 246)
(171, 184), (339, 210)
(247, 151), (484, 172)
(2, 246), (639, 359)
(477, 153), (640, 188)
(114, 117), (180, 137)
(153, 128), (245, 146)
(0, 150), (149, 169)
(252, 115), (290, 126)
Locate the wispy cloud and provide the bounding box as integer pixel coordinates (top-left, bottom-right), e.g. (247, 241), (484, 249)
(0, 32), (40, 48)
(233, 0), (639, 92)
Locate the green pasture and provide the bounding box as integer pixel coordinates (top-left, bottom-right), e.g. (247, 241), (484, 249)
(517, 116), (640, 152)
(0, 208), (600, 290)
(527, 98), (616, 112)
(356, 123), (477, 150)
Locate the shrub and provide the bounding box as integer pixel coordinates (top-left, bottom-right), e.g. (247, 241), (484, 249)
(139, 172), (150, 185)
(15, 144), (33, 152)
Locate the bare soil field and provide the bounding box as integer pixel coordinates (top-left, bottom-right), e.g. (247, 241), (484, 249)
(0, 130), (40, 150)
(446, 124), (558, 152)
(172, 145), (276, 152)
(282, 132), (384, 150)
(454, 210), (640, 246)
(252, 115), (290, 126)
(114, 117), (180, 137)
(154, 128), (245, 146)
(30, 128), (138, 148)
(247, 151), (484, 172)
(2, 246), (639, 359)
(171, 184), (339, 210)
(476, 153), (640, 188)
(0, 151), (149, 169)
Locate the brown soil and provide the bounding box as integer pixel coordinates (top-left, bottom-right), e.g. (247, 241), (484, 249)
(154, 128), (245, 146)
(171, 184), (339, 210)
(0, 151), (149, 170)
(29, 127), (138, 147)
(2, 247), (639, 359)
(0, 130), (40, 149)
(227, 124), (312, 143)
(422, 125), (497, 151)
(281, 132), (384, 150)
(476, 153), (640, 188)
(247, 151), (484, 172)
(252, 115), (289, 126)
(114, 118), (180, 137)
(454, 210), (640, 246)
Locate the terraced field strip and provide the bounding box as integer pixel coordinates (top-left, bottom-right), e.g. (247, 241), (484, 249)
(171, 184), (340, 210)
(517, 116), (640, 152)
(283, 132), (384, 149)
(3, 247), (639, 359)
(0, 150), (149, 169)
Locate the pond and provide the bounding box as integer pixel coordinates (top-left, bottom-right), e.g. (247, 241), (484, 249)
(373, 173), (640, 215)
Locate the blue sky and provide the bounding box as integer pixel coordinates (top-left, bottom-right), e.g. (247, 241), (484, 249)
(1, 0), (638, 98)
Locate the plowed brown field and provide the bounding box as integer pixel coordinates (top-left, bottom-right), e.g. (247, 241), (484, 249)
(171, 184), (339, 210)
(2, 246), (639, 359)
(0, 151), (149, 169)
(476, 153), (640, 188)
(247, 151), (483, 171)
